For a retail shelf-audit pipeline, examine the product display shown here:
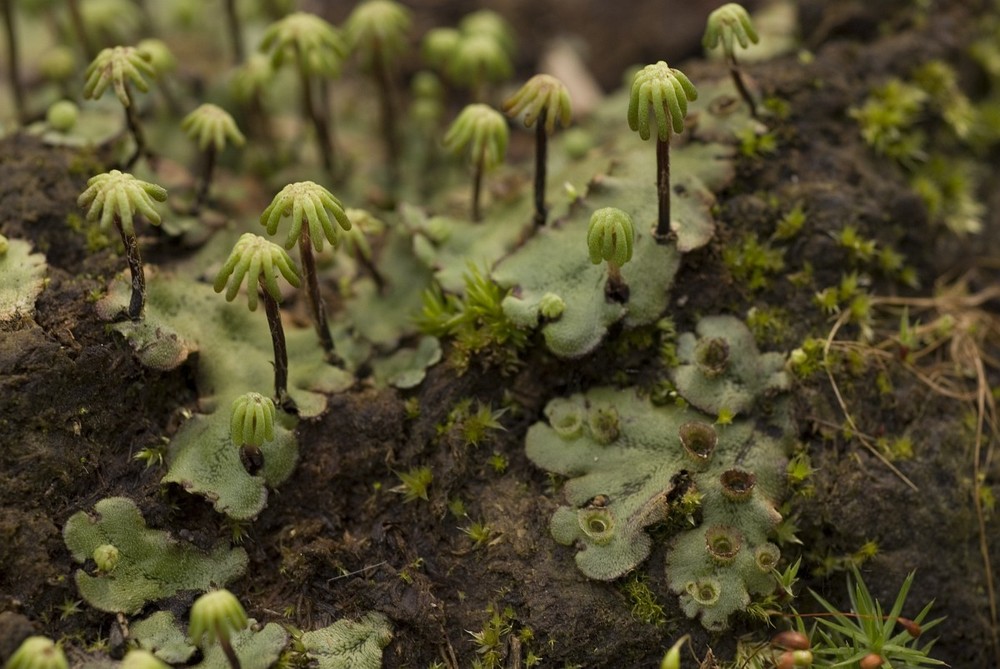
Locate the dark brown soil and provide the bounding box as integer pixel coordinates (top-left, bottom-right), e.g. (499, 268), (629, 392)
(2, 1), (1000, 668)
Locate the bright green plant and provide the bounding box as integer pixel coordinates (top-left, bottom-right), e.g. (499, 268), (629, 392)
(77, 170), (167, 320)
(627, 61), (698, 242)
(345, 0), (412, 169)
(703, 3), (760, 116)
(444, 103), (509, 221)
(214, 233), (302, 405)
(120, 649), (170, 669)
(503, 74), (573, 226)
(260, 12), (348, 173)
(587, 207), (636, 300)
(82, 45), (157, 167)
(300, 612), (393, 669)
(180, 103), (245, 208)
(4, 636), (67, 669)
(92, 543), (120, 573)
(807, 567), (944, 668)
(189, 589), (249, 669)
(230, 392), (276, 467)
(62, 497), (248, 614)
(260, 181), (352, 363)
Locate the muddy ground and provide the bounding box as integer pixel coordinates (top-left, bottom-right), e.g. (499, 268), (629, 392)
(2, 0), (1000, 667)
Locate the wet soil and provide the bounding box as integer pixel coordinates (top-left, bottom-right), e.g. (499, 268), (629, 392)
(3, 1), (1000, 668)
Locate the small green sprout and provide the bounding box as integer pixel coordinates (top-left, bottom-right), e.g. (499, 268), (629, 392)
(703, 3), (760, 116)
(444, 104), (509, 221)
(261, 12), (348, 173)
(120, 650), (169, 669)
(448, 33), (513, 101)
(92, 543), (119, 573)
(627, 61), (697, 242)
(188, 589), (249, 669)
(214, 233), (301, 406)
(538, 292), (565, 320)
(4, 636), (68, 669)
(260, 181), (352, 363)
(181, 103), (245, 209)
(231, 392), (276, 468)
(82, 46), (157, 168)
(461, 520), (493, 548)
(421, 27), (460, 70)
(503, 74), (572, 227)
(459, 10), (516, 57)
(345, 0), (412, 170)
(77, 170), (167, 320)
(587, 207), (635, 300)
(46, 100), (79, 132)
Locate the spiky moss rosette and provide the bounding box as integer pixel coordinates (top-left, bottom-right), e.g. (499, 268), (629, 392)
(62, 497), (248, 614)
(95, 271), (352, 519)
(526, 322), (791, 629)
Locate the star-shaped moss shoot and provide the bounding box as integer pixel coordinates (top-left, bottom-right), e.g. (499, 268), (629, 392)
(214, 233), (301, 406)
(588, 207), (635, 301)
(231, 391), (275, 471)
(261, 12), (347, 174)
(4, 636), (68, 669)
(82, 46), (157, 168)
(345, 0), (411, 171)
(503, 74), (572, 227)
(444, 104), (508, 221)
(703, 3), (759, 117)
(181, 103), (246, 209)
(77, 170), (167, 320)
(260, 181), (351, 363)
(628, 61), (698, 244)
(188, 589), (249, 669)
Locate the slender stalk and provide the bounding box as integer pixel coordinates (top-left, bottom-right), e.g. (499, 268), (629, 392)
(260, 283), (291, 407)
(472, 147), (485, 222)
(66, 0), (95, 59)
(654, 133), (672, 242)
(114, 217), (145, 320)
(1, 0), (26, 124)
(224, 0), (245, 65)
(123, 96), (149, 170)
(295, 44), (335, 174)
(372, 44), (400, 181)
(533, 109), (548, 227)
(216, 623), (242, 669)
(606, 261), (629, 303)
(195, 145), (217, 210)
(298, 229), (340, 363)
(728, 53), (757, 118)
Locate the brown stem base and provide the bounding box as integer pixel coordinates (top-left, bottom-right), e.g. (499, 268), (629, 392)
(654, 135), (672, 243)
(261, 287), (294, 412)
(299, 233), (342, 365)
(533, 112), (548, 228)
(729, 56), (757, 119)
(116, 219), (146, 320)
(217, 627), (242, 669)
(195, 146), (216, 211)
(605, 263), (629, 304)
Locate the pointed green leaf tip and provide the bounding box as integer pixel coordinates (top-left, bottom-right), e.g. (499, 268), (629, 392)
(587, 207), (635, 267)
(444, 104), (509, 170)
(181, 103), (246, 152)
(703, 3), (759, 58)
(627, 61), (698, 141)
(83, 46), (156, 107)
(260, 11), (347, 76)
(503, 74), (572, 135)
(345, 0), (412, 67)
(231, 392), (276, 447)
(77, 170), (167, 236)
(188, 589), (249, 647)
(260, 181), (352, 252)
(214, 233), (301, 311)
(4, 636), (68, 669)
